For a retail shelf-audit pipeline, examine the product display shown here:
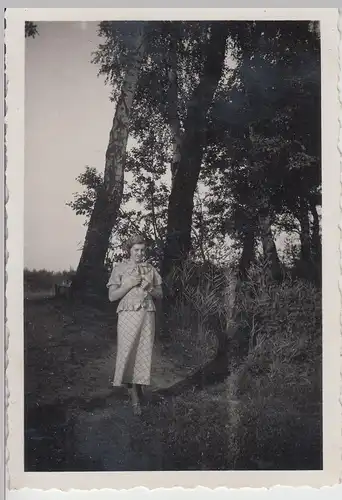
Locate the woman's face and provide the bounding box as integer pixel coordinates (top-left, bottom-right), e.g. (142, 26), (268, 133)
(130, 243), (146, 263)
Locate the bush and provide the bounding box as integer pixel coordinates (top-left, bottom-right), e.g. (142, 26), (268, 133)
(227, 266), (322, 469)
(162, 259), (233, 371)
(152, 261), (322, 470)
(24, 268), (75, 292)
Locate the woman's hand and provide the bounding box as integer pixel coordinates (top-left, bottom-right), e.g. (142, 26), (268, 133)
(125, 275), (142, 289)
(140, 278), (151, 291)
(149, 284), (163, 299)
(108, 276), (141, 302)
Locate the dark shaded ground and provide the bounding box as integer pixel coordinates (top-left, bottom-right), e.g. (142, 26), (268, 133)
(24, 295), (322, 472)
(25, 390), (173, 471)
(24, 296), (188, 471)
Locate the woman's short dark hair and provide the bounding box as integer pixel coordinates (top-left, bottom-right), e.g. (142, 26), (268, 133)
(124, 234), (146, 254)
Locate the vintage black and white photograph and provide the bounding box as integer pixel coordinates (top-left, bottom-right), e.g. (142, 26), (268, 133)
(5, 7), (341, 491)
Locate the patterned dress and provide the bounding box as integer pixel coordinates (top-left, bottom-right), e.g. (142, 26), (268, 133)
(107, 260), (162, 386)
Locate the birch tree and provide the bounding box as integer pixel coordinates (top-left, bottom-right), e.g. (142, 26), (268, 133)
(72, 22), (146, 294)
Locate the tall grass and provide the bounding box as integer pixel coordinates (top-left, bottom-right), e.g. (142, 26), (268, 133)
(227, 264), (322, 468)
(163, 260), (232, 370)
(153, 260), (322, 470)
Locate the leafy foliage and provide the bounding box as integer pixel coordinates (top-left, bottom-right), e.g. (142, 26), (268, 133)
(27, 20), (322, 471)
(25, 21), (38, 38)
(24, 268), (75, 292)
(196, 21), (321, 278)
(70, 20), (321, 283)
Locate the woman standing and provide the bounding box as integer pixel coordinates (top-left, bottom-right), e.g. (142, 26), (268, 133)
(107, 235), (162, 415)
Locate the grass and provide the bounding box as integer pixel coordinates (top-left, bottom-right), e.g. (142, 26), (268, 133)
(24, 268), (75, 294)
(144, 261), (322, 470)
(24, 262), (322, 471)
(24, 297), (116, 407)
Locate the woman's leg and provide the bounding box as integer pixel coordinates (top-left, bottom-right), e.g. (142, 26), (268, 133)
(136, 384), (145, 401)
(113, 313), (138, 386)
(133, 312), (155, 385)
(128, 383), (141, 415)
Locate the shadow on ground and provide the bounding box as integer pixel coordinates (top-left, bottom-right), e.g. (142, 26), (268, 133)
(25, 388), (176, 471)
(24, 296), (322, 472)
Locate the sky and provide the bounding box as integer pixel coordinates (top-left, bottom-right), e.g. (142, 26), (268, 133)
(25, 21), (114, 271)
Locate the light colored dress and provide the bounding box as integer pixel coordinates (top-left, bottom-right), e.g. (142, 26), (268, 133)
(107, 260), (162, 386)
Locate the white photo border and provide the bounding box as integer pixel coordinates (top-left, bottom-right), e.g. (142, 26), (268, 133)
(4, 7), (341, 491)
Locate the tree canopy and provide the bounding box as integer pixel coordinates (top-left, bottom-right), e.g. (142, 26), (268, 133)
(69, 20), (321, 291)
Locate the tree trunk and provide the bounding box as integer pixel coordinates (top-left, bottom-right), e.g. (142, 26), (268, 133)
(238, 225), (256, 280)
(310, 199), (321, 268)
(72, 26), (146, 295)
(161, 22), (229, 282)
(165, 25), (182, 186)
(259, 213), (282, 280)
(157, 323), (242, 396)
(158, 349), (231, 395)
(298, 199), (312, 263)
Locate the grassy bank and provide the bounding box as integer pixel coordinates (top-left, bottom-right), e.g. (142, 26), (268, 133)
(24, 264), (322, 470)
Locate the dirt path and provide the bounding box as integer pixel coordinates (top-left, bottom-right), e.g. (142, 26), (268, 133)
(24, 297), (190, 471)
(24, 296), (321, 472)
(25, 297), (187, 402)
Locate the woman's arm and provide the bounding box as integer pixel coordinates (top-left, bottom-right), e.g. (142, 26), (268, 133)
(149, 284), (163, 299)
(146, 267), (163, 300)
(108, 283), (132, 302)
(108, 274), (142, 302)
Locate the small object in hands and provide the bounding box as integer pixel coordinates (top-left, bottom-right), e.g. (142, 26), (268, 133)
(141, 278), (150, 291)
